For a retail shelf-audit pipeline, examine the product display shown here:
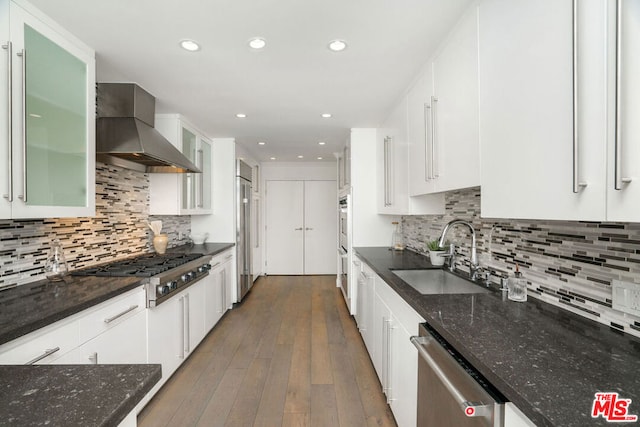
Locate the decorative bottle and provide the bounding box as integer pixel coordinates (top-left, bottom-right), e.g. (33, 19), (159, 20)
(507, 263), (527, 302)
(44, 239), (69, 281)
(391, 221), (405, 251)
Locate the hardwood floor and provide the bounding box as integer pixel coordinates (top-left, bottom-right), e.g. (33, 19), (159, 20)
(138, 275), (397, 427)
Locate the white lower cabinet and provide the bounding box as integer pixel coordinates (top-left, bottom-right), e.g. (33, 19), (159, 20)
(205, 249), (234, 331)
(0, 317), (78, 364)
(505, 402), (537, 427)
(357, 267), (423, 427)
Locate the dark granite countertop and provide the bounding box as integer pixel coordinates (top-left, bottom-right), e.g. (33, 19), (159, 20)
(0, 364), (161, 426)
(168, 242), (235, 257)
(0, 276), (145, 346)
(354, 247), (640, 427)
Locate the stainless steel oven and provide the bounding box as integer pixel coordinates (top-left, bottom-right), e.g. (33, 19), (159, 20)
(411, 323), (505, 427)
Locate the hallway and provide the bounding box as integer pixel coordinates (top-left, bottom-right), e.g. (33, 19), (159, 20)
(138, 275), (397, 427)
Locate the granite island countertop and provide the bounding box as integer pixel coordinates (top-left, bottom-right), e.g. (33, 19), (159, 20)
(0, 364), (161, 426)
(355, 247), (640, 427)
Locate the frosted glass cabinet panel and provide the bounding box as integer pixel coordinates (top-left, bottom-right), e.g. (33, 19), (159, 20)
(181, 127), (197, 210)
(24, 24), (87, 208)
(3, 1), (95, 219)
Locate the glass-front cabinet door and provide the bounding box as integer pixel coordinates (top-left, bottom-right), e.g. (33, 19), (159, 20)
(181, 127), (197, 211)
(199, 138), (212, 211)
(8, 2), (95, 219)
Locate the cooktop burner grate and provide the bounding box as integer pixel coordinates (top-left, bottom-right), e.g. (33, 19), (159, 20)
(72, 253), (204, 277)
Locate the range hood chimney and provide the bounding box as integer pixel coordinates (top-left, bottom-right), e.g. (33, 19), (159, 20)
(96, 83), (200, 173)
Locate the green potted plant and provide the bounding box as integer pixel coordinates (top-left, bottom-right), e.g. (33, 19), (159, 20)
(426, 240), (448, 266)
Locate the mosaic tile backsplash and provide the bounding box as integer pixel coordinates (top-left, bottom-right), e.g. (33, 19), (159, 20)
(0, 163), (190, 288)
(402, 187), (640, 338)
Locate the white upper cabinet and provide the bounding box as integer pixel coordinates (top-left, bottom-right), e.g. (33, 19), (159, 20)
(479, 0), (639, 222)
(407, 5), (480, 196)
(149, 114), (213, 215)
(431, 6), (480, 193)
(1, 0), (95, 219)
(377, 96), (444, 215)
(607, 0), (640, 221)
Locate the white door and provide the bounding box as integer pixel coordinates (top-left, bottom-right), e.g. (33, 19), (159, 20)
(265, 181), (304, 274)
(265, 180), (336, 275)
(304, 180), (337, 274)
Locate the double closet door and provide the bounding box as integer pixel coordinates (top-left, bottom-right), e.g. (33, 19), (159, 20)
(265, 180), (337, 275)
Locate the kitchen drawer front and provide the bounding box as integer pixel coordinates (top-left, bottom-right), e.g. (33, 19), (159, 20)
(78, 287), (145, 344)
(0, 318), (79, 365)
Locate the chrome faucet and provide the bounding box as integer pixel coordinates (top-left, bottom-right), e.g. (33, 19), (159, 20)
(437, 219), (480, 280)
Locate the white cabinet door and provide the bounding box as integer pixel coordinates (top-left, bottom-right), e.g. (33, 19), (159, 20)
(479, 0), (607, 221)
(431, 6), (480, 193)
(379, 98), (444, 215)
(205, 262), (223, 332)
(372, 290), (391, 384)
(6, 1), (95, 219)
(186, 282), (206, 355)
(147, 293), (183, 383)
(0, 318), (78, 365)
(504, 402), (537, 427)
(0, 1), (10, 219)
(304, 180), (337, 274)
(389, 319), (418, 427)
(222, 255), (234, 310)
(357, 264), (375, 356)
(407, 70), (437, 197)
(607, 0), (640, 221)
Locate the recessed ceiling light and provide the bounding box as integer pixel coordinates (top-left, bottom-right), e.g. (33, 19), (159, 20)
(321, 113), (332, 118)
(270, 157), (276, 160)
(318, 141), (326, 145)
(248, 37), (266, 49)
(236, 113), (247, 118)
(180, 39), (201, 52)
(328, 40), (347, 52)
(257, 141), (266, 146)
(297, 155), (304, 159)
(317, 157), (323, 160)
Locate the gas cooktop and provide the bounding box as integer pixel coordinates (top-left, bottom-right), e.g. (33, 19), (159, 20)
(72, 253), (204, 278)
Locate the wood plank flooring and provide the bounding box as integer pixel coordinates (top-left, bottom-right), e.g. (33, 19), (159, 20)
(138, 275), (397, 427)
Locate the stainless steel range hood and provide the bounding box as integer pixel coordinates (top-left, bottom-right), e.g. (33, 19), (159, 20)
(96, 83), (200, 173)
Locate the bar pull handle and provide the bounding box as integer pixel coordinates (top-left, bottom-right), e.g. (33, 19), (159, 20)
(2, 41), (12, 202)
(184, 293), (190, 354)
(424, 103), (432, 181)
(197, 149), (204, 207)
(410, 336), (492, 418)
(17, 49), (26, 202)
(572, 0), (587, 193)
(614, 0), (632, 190)
(104, 305), (139, 324)
(294, 227), (303, 231)
(25, 347), (60, 365)
(431, 96), (439, 178)
(178, 296), (185, 359)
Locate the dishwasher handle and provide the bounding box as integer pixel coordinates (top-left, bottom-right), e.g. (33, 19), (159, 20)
(410, 335), (493, 419)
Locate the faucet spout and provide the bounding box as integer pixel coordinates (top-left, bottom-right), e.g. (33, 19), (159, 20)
(437, 219), (478, 278)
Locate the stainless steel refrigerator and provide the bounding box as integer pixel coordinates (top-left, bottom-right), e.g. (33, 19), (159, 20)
(236, 160), (253, 301)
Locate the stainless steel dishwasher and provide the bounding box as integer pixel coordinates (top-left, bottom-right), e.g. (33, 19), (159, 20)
(411, 323), (506, 427)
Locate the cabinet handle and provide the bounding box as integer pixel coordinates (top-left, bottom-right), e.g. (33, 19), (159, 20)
(431, 96), (439, 178)
(614, 0), (632, 190)
(384, 136), (393, 206)
(179, 296), (185, 359)
(572, 0), (587, 193)
(25, 347), (60, 365)
(88, 352), (98, 365)
(423, 103), (432, 181)
(211, 261), (221, 268)
(184, 294), (190, 354)
(294, 227), (303, 231)
(17, 49), (26, 203)
(2, 41), (12, 202)
(305, 227), (313, 231)
(197, 148), (204, 207)
(103, 304), (138, 323)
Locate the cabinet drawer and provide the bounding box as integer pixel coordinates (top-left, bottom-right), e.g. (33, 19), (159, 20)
(0, 319), (79, 365)
(78, 287), (145, 344)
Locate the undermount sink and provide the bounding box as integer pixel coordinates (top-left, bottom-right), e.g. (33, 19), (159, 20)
(391, 269), (490, 295)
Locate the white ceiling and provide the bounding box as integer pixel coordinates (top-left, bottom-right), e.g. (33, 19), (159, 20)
(29, 0), (472, 162)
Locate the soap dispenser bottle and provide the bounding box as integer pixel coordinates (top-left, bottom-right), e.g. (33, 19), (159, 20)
(507, 263), (527, 302)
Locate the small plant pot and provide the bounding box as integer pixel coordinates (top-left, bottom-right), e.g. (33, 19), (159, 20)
(429, 250), (447, 266)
